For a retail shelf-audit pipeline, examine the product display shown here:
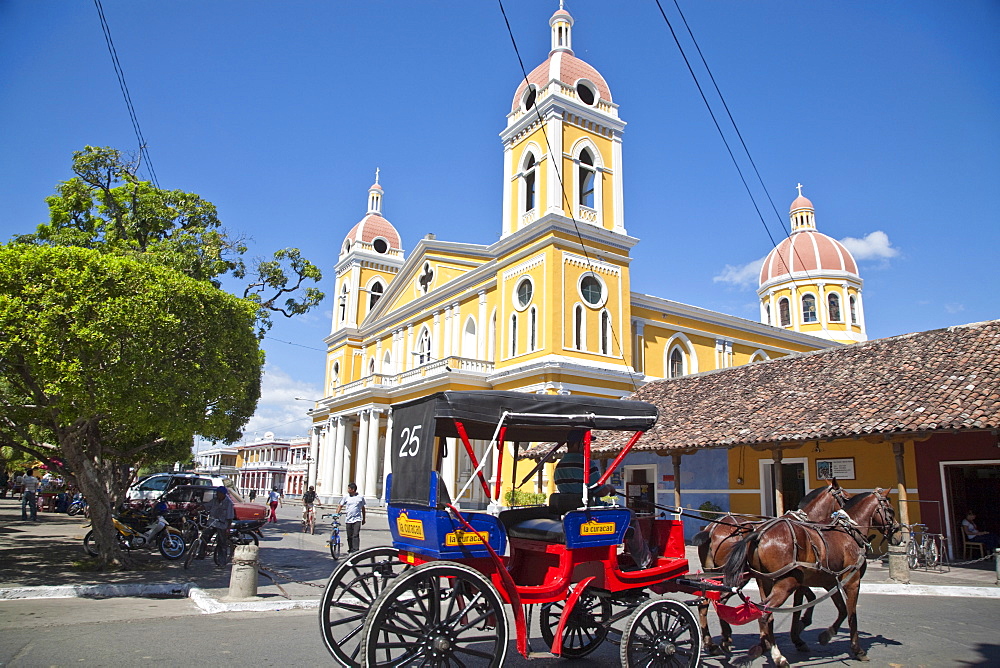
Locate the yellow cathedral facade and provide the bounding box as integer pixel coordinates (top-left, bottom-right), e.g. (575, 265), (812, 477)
(304, 7), (858, 506)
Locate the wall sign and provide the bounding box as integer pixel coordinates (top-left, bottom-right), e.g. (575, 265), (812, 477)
(816, 458), (855, 481)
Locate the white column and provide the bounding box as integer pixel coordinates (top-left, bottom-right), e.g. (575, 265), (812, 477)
(442, 437), (459, 506)
(443, 308), (452, 359)
(364, 409), (382, 499)
(307, 425), (320, 489)
(433, 311), (442, 361)
(331, 417), (348, 499)
(817, 282), (828, 328)
(502, 143), (513, 237)
(320, 420), (335, 496)
(406, 325), (414, 370)
(612, 132), (625, 233)
(381, 409), (394, 504)
(546, 111), (563, 214)
(477, 291), (487, 360)
(355, 410), (371, 496)
(451, 302), (461, 359)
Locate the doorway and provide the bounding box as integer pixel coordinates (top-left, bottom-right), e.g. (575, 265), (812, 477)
(759, 458), (808, 517)
(624, 464), (657, 515)
(940, 460), (1000, 555)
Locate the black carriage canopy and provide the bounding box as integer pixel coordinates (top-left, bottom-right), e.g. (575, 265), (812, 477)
(390, 391), (658, 506)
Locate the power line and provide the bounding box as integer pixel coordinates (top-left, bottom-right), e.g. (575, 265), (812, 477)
(93, 0), (159, 187)
(264, 336), (327, 353)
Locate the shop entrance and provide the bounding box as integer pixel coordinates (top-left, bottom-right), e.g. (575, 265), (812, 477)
(941, 460), (1000, 555)
(760, 458), (807, 517)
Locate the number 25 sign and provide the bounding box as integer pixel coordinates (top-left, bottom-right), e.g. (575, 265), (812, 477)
(397, 425), (422, 457)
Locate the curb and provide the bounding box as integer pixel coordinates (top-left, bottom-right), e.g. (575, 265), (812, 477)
(188, 586), (319, 614)
(0, 582), (193, 600)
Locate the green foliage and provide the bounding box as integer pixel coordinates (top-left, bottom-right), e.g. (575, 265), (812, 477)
(504, 488), (548, 507)
(698, 500), (724, 522)
(14, 146), (324, 333)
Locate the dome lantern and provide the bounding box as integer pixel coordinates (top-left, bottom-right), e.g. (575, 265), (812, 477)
(550, 2), (574, 55)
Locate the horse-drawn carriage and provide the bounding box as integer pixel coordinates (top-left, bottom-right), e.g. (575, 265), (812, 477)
(319, 390), (711, 666)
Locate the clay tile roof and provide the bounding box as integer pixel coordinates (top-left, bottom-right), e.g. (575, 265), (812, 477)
(344, 214), (402, 250)
(594, 320), (1000, 454)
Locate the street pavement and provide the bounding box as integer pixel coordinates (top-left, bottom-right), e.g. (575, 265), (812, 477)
(2, 496), (999, 665)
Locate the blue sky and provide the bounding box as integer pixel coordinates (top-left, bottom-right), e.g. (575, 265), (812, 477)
(2, 1), (998, 446)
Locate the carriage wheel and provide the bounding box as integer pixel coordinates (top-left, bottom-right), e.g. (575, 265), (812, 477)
(361, 561), (508, 667)
(621, 599), (701, 667)
(319, 546), (409, 667)
(539, 590), (612, 658)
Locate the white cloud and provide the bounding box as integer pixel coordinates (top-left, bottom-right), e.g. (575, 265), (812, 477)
(713, 256), (766, 289)
(242, 364), (322, 441)
(944, 303), (966, 314)
(839, 230), (898, 261)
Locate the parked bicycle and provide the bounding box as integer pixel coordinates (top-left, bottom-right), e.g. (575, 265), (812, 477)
(321, 513), (342, 559)
(906, 523), (943, 569)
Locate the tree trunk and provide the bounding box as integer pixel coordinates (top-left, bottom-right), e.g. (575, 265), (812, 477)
(58, 432), (128, 569)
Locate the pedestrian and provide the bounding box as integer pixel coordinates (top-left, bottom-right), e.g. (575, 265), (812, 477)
(337, 482), (366, 553)
(962, 511), (1000, 552)
(267, 487), (282, 523)
(196, 486), (235, 562)
(19, 469), (39, 521)
(248, 489), (257, 503)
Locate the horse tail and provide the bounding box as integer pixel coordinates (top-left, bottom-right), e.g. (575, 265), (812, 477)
(692, 529), (710, 547)
(722, 531), (759, 588)
(692, 530), (712, 568)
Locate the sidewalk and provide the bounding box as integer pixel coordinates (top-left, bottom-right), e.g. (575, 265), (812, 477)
(1, 497), (997, 615)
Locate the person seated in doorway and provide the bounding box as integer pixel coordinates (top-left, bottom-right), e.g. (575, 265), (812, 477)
(553, 433), (654, 569)
(962, 511), (999, 552)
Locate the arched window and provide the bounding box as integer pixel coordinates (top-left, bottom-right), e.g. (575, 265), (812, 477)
(600, 309), (610, 355)
(489, 310), (497, 362)
(339, 284), (349, 322)
(369, 280), (384, 310)
(331, 362), (340, 390)
(778, 297), (791, 327)
(765, 303), (772, 326)
(850, 296), (858, 324)
(510, 314), (518, 357)
(529, 307), (538, 351)
(416, 328), (432, 365)
(462, 317), (477, 358)
(368, 358), (375, 375)
(523, 154), (537, 213)
(574, 304), (584, 350)
(579, 149), (595, 209)
(802, 294), (818, 323)
(669, 347), (685, 378)
(827, 293), (842, 322)
(382, 351), (393, 374)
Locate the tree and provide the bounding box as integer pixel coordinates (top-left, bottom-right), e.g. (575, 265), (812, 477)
(15, 146), (324, 333)
(0, 245), (263, 568)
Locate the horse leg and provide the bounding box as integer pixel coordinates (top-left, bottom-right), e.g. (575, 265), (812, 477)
(819, 588), (848, 645)
(843, 580), (868, 661)
(759, 579), (797, 668)
(790, 588), (809, 652)
(720, 617), (735, 653)
(800, 585), (817, 629)
(697, 597), (721, 656)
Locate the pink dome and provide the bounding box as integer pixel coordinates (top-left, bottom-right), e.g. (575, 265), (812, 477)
(342, 214), (402, 254)
(759, 231), (858, 286)
(511, 51), (612, 111)
(789, 195), (813, 211)
(369, 182), (383, 192)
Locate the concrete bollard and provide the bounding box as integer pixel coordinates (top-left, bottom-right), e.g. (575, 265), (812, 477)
(227, 544), (259, 600)
(995, 549), (999, 586)
(887, 543), (909, 584)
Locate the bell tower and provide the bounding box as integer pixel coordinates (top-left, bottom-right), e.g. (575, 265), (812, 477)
(500, 5), (627, 238)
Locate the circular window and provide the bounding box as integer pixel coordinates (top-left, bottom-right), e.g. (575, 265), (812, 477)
(579, 274), (605, 307)
(372, 238), (388, 254)
(576, 81), (596, 106)
(522, 85), (537, 112)
(514, 277), (533, 310)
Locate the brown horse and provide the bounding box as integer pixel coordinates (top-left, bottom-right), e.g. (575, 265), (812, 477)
(721, 488), (898, 666)
(692, 480), (852, 655)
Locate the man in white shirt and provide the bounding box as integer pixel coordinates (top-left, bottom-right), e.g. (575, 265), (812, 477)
(962, 511), (999, 552)
(19, 469), (39, 521)
(337, 482), (366, 553)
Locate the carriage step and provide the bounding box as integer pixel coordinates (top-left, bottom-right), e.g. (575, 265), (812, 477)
(526, 652), (556, 660)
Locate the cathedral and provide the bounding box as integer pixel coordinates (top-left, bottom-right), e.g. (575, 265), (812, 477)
(303, 6), (865, 508)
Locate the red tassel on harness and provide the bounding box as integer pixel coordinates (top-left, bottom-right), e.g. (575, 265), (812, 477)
(714, 601), (764, 626)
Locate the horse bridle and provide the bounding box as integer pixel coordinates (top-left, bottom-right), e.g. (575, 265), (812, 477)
(872, 493), (902, 545)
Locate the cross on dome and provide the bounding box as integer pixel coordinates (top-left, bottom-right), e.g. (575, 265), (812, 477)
(796, 183), (804, 197)
(375, 167), (380, 184)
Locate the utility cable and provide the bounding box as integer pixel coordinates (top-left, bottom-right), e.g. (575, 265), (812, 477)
(93, 0), (159, 187)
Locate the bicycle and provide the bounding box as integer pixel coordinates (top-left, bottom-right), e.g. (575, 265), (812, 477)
(182, 511), (234, 569)
(906, 523), (943, 569)
(302, 504), (316, 534)
(321, 513), (342, 559)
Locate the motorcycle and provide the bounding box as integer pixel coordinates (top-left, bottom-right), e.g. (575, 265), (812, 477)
(67, 493), (89, 517)
(181, 509), (263, 548)
(83, 507), (186, 560)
